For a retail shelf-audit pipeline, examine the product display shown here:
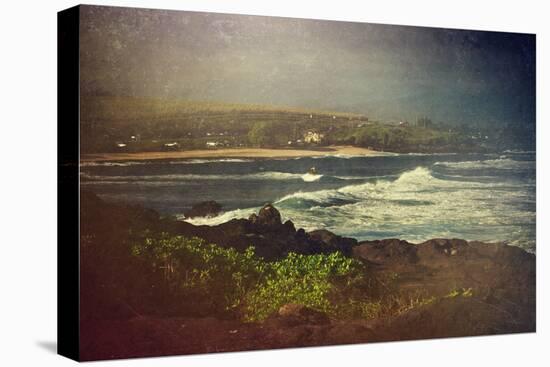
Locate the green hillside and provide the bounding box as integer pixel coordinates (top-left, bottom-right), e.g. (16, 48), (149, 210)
(79, 96), (481, 154)
(327, 123), (463, 152)
(80, 96), (366, 153)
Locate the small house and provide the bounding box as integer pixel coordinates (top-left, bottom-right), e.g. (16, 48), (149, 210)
(206, 141), (221, 148)
(304, 131), (324, 144)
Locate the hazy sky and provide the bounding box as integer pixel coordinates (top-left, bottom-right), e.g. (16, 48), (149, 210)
(80, 5), (535, 127)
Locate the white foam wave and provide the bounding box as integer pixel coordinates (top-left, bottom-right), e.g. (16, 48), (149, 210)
(301, 173), (323, 182)
(434, 158), (532, 170)
(183, 208), (258, 226)
(80, 169), (366, 184)
(401, 152), (458, 156)
(503, 150), (535, 154)
(186, 166), (535, 251)
(168, 158), (253, 164)
(80, 161), (147, 167)
(310, 152), (398, 159)
(81, 171), (310, 183)
(80, 171), (344, 183)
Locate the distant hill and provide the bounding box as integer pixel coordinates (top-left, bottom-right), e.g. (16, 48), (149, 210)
(79, 96), (494, 154)
(81, 96), (364, 123)
(80, 96), (367, 153)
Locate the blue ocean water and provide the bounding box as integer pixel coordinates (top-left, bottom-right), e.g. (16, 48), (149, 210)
(80, 151), (536, 252)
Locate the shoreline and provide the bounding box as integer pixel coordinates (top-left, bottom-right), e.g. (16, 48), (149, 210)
(80, 194), (535, 361)
(80, 145), (390, 162)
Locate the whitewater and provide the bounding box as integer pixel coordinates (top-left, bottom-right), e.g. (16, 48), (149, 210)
(80, 151), (536, 252)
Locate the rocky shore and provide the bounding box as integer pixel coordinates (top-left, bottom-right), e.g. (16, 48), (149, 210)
(79, 192), (535, 360)
(172, 202), (358, 260)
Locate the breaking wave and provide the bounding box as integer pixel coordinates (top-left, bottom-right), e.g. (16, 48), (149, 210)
(80, 161), (147, 167)
(434, 158), (533, 170)
(502, 150), (535, 154)
(80, 158), (253, 167)
(80, 170), (361, 185)
(168, 158), (253, 164)
(183, 166), (535, 251)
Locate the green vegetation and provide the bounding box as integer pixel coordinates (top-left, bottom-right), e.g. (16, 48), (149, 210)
(247, 121), (292, 148)
(131, 234), (265, 314)
(445, 287), (473, 298)
(244, 252), (360, 321)
(80, 96), (363, 153)
(129, 232), (442, 322)
(130, 234), (362, 321)
(328, 122), (462, 152)
(80, 95), (515, 154)
(80, 193), (443, 323)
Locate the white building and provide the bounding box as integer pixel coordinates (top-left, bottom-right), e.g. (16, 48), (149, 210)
(304, 131), (324, 144)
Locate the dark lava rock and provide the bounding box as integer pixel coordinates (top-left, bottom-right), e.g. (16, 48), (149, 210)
(184, 201), (223, 219)
(174, 204), (357, 260)
(353, 238), (418, 267)
(373, 295), (534, 341)
(256, 203), (282, 228)
(308, 229), (357, 256)
(283, 219), (296, 234)
(248, 213), (258, 224)
(79, 192), (536, 360)
(295, 228), (307, 241)
(353, 237), (535, 329)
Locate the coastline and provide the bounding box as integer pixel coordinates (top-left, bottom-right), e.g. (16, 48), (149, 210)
(80, 145), (389, 162)
(79, 194), (536, 360)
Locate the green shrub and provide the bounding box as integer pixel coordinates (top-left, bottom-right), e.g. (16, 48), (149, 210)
(131, 234), (265, 313)
(243, 252), (362, 322)
(130, 234), (437, 322)
(131, 234), (366, 320)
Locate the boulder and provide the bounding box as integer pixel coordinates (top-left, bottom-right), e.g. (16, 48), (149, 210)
(295, 228), (307, 241)
(256, 204), (282, 227)
(248, 213), (259, 224)
(184, 201), (222, 219)
(308, 229), (357, 256)
(353, 239), (418, 267)
(283, 219), (296, 234)
(174, 204), (361, 260)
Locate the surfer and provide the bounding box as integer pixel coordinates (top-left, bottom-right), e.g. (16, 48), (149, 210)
(308, 166), (317, 175)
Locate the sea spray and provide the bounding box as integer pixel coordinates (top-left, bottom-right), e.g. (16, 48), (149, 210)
(184, 165), (535, 251)
(81, 153), (536, 251)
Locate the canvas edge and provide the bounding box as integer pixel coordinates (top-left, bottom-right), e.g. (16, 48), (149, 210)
(57, 4), (81, 362)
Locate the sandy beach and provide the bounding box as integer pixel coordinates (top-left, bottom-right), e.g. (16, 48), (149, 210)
(80, 145), (388, 162)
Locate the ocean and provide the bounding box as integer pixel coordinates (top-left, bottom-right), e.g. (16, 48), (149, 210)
(80, 151), (536, 252)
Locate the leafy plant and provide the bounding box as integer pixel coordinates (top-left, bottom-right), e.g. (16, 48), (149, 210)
(445, 287), (473, 298)
(243, 252), (362, 321)
(131, 234), (265, 313)
(130, 233), (443, 323)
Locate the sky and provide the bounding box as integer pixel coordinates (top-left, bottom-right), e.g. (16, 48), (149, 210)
(80, 5), (535, 128)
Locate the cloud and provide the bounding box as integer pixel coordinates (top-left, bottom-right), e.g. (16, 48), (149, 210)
(79, 5), (535, 127)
